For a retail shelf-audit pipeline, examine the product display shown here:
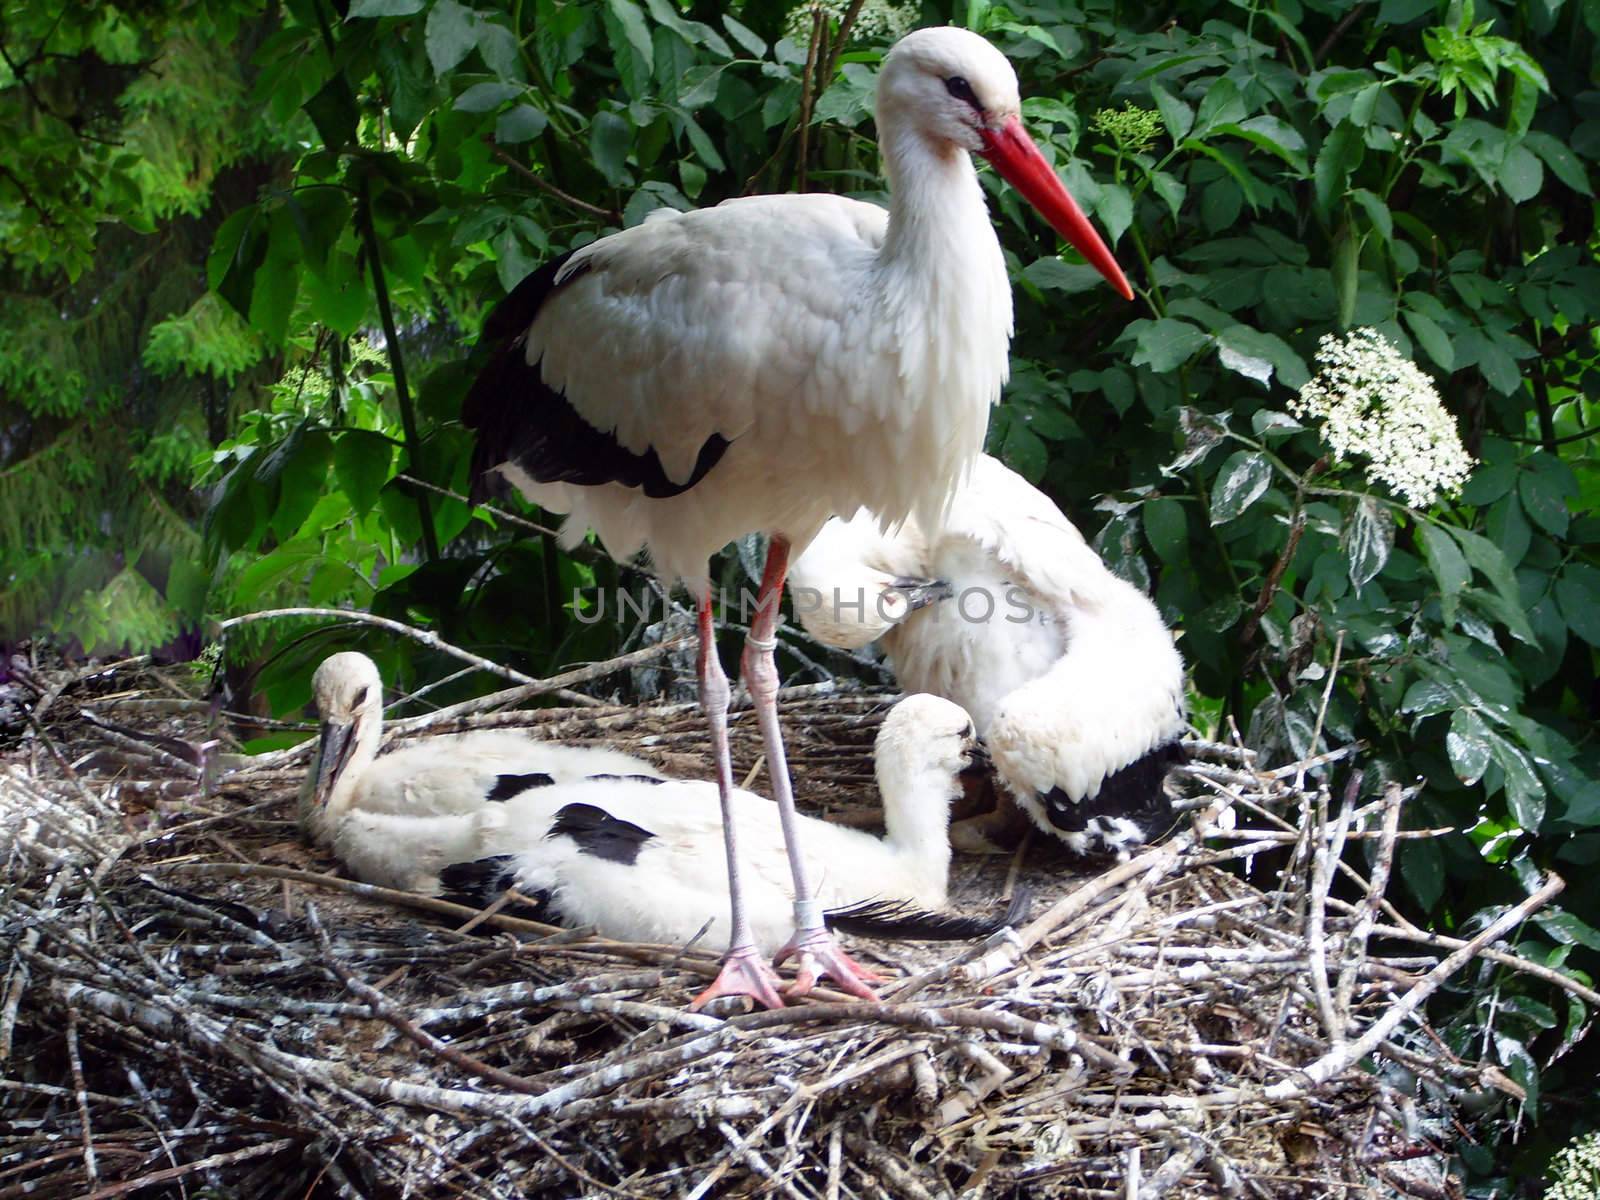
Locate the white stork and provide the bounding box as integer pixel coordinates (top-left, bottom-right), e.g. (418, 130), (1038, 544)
(789, 454), (1187, 857)
(433, 694), (1007, 955)
(300, 651), (665, 891)
(463, 26), (1132, 1008)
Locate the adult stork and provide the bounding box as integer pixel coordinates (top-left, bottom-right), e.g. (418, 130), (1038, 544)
(463, 26), (1132, 1008)
(300, 651), (665, 891)
(790, 454), (1187, 857)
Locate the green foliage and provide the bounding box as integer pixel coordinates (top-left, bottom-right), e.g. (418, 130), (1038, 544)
(5, 0), (1599, 1182)
(0, 1), (286, 656)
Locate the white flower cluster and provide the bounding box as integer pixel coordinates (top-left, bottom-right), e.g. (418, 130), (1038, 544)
(784, 0), (917, 44)
(1289, 327), (1476, 508)
(1548, 1131), (1600, 1200)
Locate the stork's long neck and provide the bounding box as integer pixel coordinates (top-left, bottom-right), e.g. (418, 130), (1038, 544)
(867, 124), (1013, 530)
(875, 747), (960, 904)
(878, 129), (998, 280)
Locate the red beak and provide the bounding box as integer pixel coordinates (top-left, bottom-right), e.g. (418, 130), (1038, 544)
(980, 116), (1134, 301)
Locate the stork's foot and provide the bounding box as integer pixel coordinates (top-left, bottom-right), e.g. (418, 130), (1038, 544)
(690, 945), (787, 1012)
(774, 927), (882, 1001)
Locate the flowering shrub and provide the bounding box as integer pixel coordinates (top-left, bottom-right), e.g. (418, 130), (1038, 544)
(1290, 329), (1474, 508)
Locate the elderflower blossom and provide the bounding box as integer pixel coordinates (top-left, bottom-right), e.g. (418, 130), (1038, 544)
(1091, 103), (1162, 155)
(1289, 328), (1475, 508)
(784, 0), (917, 44)
(1548, 1131), (1600, 1200)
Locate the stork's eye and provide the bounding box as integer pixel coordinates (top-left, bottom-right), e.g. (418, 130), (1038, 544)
(944, 75), (982, 110)
(353, 685), (371, 707)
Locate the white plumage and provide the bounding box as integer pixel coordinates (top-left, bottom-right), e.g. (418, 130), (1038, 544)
(437, 693), (984, 953)
(299, 652), (664, 892)
(298, 655), (988, 953)
(463, 25), (1130, 1005)
(790, 454), (1187, 855)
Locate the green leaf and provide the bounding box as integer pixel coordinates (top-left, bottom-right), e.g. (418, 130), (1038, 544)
(1403, 309), (1454, 370)
(477, 22), (522, 79)
(496, 104), (549, 144)
(1315, 124), (1365, 215)
(1556, 564), (1600, 646)
(304, 76), (359, 151)
(1349, 82), (1381, 127)
(1097, 184), (1133, 248)
(348, 0), (425, 15)
(1401, 838), (1445, 910)
(607, 0), (654, 67)
(1349, 188), (1393, 242)
(1450, 527), (1537, 642)
(1150, 171), (1186, 218)
(1209, 450), (1274, 525)
(1518, 453), (1574, 537)
(426, 0), (479, 74)
(1493, 735), (1546, 829)
(1418, 520), (1470, 623)
(1215, 117), (1308, 169)
(1216, 325), (1309, 389)
(1536, 911), (1600, 951)
(1333, 228), (1360, 329)
(722, 14), (765, 57)
(642, 0), (730, 57)
(334, 432), (396, 517)
(1182, 139), (1262, 212)
(455, 81), (521, 112)
(1448, 708), (1494, 785)
(1022, 258), (1105, 293)
(1001, 421), (1047, 481)
(1130, 318), (1211, 373)
(1524, 130), (1593, 195)
(1143, 497), (1188, 562)
(589, 110), (633, 185)
(1344, 495), (1393, 590)
(1150, 82), (1193, 143)
(1193, 76), (1246, 135)
(1498, 143), (1544, 203)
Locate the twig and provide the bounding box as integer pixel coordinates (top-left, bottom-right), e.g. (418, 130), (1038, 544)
(491, 145), (623, 222)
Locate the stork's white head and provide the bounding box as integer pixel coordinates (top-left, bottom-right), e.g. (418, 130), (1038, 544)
(878, 27), (1022, 157)
(876, 26), (1134, 300)
(302, 652), (385, 825)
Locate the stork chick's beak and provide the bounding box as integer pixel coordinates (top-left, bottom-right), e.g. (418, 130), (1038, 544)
(979, 116), (1134, 301)
(312, 719), (357, 807)
(959, 737), (993, 781)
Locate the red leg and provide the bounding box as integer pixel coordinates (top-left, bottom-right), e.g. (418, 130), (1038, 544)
(743, 537), (880, 1002)
(689, 591), (786, 1012)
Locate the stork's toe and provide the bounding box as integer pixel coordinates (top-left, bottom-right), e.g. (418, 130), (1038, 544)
(774, 928), (882, 1001)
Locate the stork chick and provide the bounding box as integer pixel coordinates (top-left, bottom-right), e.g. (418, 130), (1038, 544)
(300, 651), (664, 891)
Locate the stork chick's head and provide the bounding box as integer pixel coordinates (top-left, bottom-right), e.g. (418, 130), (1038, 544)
(877, 26), (1134, 300)
(874, 693), (982, 807)
(304, 651), (385, 820)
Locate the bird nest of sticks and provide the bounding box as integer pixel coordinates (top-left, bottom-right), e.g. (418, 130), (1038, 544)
(0, 646), (1573, 1199)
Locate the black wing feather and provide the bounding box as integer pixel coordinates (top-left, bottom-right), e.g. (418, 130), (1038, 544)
(463, 250), (730, 503)
(485, 772), (555, 802)
(437, 855), (556, 921)
(546, 801), (656, 866)
(1040, 740), (1187, 849)
(825, 890), (1032, 942)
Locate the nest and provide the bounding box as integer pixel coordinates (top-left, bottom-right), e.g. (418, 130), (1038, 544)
(0, 646), (1573, 1199)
